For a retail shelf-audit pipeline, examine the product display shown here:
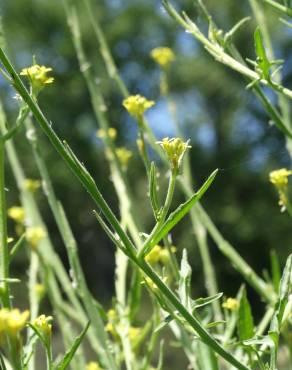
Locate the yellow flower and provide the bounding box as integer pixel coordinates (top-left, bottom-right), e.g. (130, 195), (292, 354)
(86, 362), (103, 370)
(96, 128), (117, 140)
(7, 206), (25, 224)
(222, 298), (239, 311)
(145, 245), (163, 264)
(116, 147), (132, 168)
(23, 179), (41, 192)
(157, 137), (191, 171)
(0, 308), (30, 337)
(269, 168), (292, 212)
(123, 95), (155, 119)
(129, 326), (141, 342)
(26, 226), (47, 249)
(160, 246), (177, 264)
(269, 168), (292, 188)
(32, 315), (53, 337)
(145, 245), (177, 265)
(144, 276), (167, 291)
(20, 64), (54, 91)
(151, 47), (175, 68)
(107, 309), (117, 322)
(35, 284), (46, 301)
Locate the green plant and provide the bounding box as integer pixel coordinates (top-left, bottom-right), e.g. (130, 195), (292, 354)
(0, 0), (291, 369)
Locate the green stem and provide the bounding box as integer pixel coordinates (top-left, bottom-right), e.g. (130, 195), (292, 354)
(262, 0), (292, 16)
(0, 139), (10, 308)
(138, 169), (177, 258)
(80, 0), (129, 97)
(194, 203), (277, 304)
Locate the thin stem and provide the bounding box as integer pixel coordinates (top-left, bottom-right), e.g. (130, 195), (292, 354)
(194, 203), (277, 304)
(262, 0), (292, 16)
(0, 139), (10, 308)
(138, 169), (177, 259)
(80, 0), (129, 97)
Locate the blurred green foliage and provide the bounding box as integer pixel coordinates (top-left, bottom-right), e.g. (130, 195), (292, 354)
(1, 0), (292, 314)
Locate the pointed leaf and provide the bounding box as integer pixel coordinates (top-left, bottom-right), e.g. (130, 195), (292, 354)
(55, 321), (90, 370)
(270, 250), (281, 293)
(154, 315), (174, 333)
(0, 352), (7, 370)
(149, 161), (160, 217)
(178, 249), (192, 308)
(237, 287), (254, 340)
(147, 169), (218, 250)
(192, 293), (223, 309)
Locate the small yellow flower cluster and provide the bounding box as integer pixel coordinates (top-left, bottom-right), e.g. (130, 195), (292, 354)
(145, 245), (176, 265)
(128, 326), (141, 342)
(32, 314), (53, 337)
(116, 147), (132, 168)
(222, 297), (239, 311)
(144, 276), (168, 291)
(269, 168), (292, 211)
(35, 283), (46, 301)
(0, 308), (29, 337)
(20, 64), (54, 91)
(96, 128), (117, 140)
(157, 137), (191, 171)
(23, 178), (41, 192)
(26, 226), (47, 249)
(123, 95), (155, 119)
(105, 309), (119, 339)
(7, 206), (25, 224)
(86, 362), (103, 370)
(151, 47), (175, 68)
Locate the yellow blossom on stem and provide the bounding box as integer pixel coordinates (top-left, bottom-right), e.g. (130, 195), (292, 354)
(0, 308), (30, 337)
(222, 298), (239, 311)
(20, 64), (54, 92)
(32, 314), (53, 337)
(7, 206), (25, 224)
(35, 284), (46, 301)
(116, 147), (132, 168)
(269, 168), (292, 212)
(26, 226), (47, 249)
(23, 178), (41, 192)
(157, 137), (191, 171)
(145, 244), (177, 265)
(123, 95), (155, 119)
(86, 362), (103, 370)
(151, 47), (175, 68)
(129, 326), (141, 343)
(145, 245), (162, 264)
(269, 168), (292, 188)
(107, 309), (117, 322)
(96, 128), (117, 140)
(144, 276), (167, 291)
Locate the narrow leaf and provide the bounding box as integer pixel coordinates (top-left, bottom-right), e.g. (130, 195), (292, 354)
(270, 249), (281, 293)
(192, 293), (223, 309)
(149, 161), (160, 217)
(154, 315), (174, 333)
(237, 287), (254, 340)
(55, 321), (90, 370)
(0, 352), (7, 370)
(147, 169), (218, 250)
